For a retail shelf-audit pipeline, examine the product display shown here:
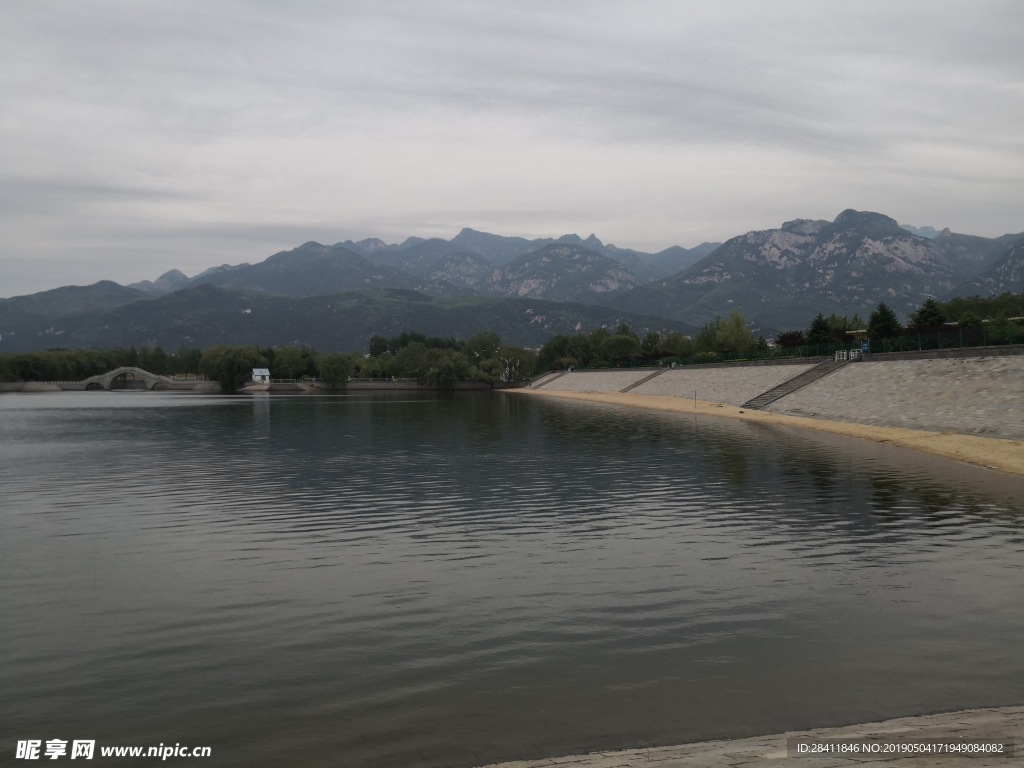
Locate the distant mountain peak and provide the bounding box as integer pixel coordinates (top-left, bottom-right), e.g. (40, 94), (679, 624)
(157, 269), (188, 281)
(833, 209), (901, 230)
(781, 218), (828, 235)
(354, 237), (388, 252)
(899, 224), (942, 239)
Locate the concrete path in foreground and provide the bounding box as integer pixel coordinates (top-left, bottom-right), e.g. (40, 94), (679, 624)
(477, 706), (1023, 768)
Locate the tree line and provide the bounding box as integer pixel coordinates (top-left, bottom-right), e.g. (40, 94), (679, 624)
(536, 312), (764, 371)
(0, 332), (537, 393)
(0, 346), (203, 384)
(775, 295), (1024, 352)
(3, 290), (1022, 387)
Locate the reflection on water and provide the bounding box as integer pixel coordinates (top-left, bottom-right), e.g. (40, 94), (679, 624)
(1, 391), (1022, 768)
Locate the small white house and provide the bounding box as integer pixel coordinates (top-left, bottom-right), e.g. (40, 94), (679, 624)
(252, 367), (271, 383)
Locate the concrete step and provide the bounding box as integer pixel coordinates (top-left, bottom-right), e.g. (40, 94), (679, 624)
(619, 368), (667, 393)
(742, 360), (847, 409)
(531, 370), (569, 389)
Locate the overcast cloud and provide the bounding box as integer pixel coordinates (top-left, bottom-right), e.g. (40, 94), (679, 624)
(2, 0), (1022, 296)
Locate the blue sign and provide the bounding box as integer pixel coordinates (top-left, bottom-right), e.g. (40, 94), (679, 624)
(861, 340), (870, 352)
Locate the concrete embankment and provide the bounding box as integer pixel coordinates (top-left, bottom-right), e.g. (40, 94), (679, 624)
(513, 352), (1024, 476)
(764, 357), (1024, 440)
(477, 705), (1024, 768)
(540, 362), (817, 404)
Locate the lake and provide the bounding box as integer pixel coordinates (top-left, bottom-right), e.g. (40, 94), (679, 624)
(1, 391), (1022, 767)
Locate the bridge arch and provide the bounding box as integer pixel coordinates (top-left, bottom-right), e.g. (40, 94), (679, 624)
(80, 367), (178, 391)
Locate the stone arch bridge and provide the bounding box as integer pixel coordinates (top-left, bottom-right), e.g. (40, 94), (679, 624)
(81, 367), (191, 391)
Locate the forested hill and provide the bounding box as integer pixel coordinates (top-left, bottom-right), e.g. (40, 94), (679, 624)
(0, 285), (695, 354)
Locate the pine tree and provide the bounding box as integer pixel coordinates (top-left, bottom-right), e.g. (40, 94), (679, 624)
(909, 297), (944, 328)
(868, 303), (901, 339)
(806, 313), (832, 345)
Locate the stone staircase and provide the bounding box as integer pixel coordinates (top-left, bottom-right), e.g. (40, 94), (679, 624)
(619, 368), (666, 393)
(531, 371), (569, 389)
(741, 359), (847, 410)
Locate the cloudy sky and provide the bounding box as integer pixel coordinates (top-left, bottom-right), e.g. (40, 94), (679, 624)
(2, 0), (1022, 296)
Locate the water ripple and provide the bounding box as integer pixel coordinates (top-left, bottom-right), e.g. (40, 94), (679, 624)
(1, 392), (1023, 767)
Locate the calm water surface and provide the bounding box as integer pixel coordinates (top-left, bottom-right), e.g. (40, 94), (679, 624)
(1, 392), (1023, 767)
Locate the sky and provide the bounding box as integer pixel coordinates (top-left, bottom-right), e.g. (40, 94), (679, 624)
(2, 0), (1022, 297)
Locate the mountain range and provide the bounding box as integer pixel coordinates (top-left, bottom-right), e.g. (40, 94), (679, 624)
(2, 211), (1021, 353)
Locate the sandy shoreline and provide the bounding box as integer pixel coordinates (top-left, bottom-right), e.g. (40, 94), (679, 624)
(504, 388), (1024, 478)
(476, 706), (1024, 767)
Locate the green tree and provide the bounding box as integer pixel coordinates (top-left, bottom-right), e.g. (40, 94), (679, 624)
(909, 297), (945, 328)
(137, 345), (154, 372)
(492, 345), (536, 382)
(392, 341), (429, 379)
(536, 334), (573, 371)
(567, 334), (594, 365)
(588, 326), (611, 349)
(317, 353), (353, 388)
(615, 322), (638, 340)
(274, 346), (308, 379)
(600, 334), (641, 362)
(775, 330), (805, 348)
(640, 331), (661, 357)
(150, 346), (170, 375)
(423, 348), (469, 388)
(368, 335), (390, 357)
(868, 303), (901, 339)
(174, 346), (202, 375)
(12, 356), (38, 381)
(805, 313), (832, 346)
(657, 331), (693, 358)
(464, 331), (501, 363)
(958, 310), (982, 329)
(695, 320), (719, 352)
(200, 345), (268, 393)
(716, 310), (755, 353)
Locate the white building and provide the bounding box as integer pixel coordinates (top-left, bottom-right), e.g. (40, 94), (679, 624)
(252, 368), (271, 383)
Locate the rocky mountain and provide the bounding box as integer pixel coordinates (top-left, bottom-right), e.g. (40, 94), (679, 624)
(335, 237), (390, 256)
(188, 241), (467, 297)
(899, 224), (942, 239)
(1, 280), (146, 318)
(643, 210), (973, 330)
(0, 284), (694, 353)
(954, 237), (1024, 296)
(424, 251), (495, 291)
(0, 281), (149, 347)
(118, 228), (722, 301)
(930, 230), (1022, 281)
(645, 243), (721, 278)
(334, 228), (720, 282)
(130, 269), (190, 293)
(447, 228), (536, 265)
(5, 212), (1022, 352)
(487, 243), (645, 301)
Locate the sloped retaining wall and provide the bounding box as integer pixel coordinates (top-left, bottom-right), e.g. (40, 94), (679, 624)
(766, 356), (1024, 439)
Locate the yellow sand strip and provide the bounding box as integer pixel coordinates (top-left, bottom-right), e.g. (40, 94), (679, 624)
(505, 389), (1024, 477)
(476, 705), (1024, 767)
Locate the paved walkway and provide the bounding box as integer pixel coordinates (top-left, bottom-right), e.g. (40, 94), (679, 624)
(477, 706), (1023, 767)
